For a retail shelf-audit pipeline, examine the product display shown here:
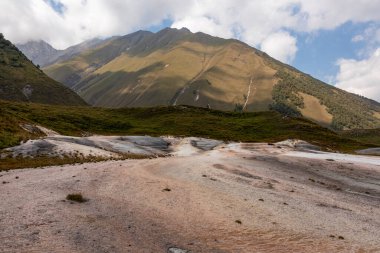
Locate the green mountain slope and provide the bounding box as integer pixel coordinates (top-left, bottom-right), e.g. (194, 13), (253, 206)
(43, 28), (380, 130)
(341, 128), (380, 146)
(0, 34), (86, 106)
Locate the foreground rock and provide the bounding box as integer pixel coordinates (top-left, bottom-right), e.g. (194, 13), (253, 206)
(1, 135), (222, 159)
(357, 147), (380, 156)
(0, 142), (379, 252)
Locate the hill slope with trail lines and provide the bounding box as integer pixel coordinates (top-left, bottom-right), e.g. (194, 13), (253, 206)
(41, 28), (380, 130)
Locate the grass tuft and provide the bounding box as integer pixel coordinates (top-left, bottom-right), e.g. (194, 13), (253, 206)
(66, 193), (87, 203)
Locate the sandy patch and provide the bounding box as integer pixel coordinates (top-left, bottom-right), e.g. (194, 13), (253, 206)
(298, 92), (333, 126)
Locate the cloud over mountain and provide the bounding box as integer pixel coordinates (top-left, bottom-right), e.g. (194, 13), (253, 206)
(1, 0), (380, 100)
(1, 0), (379, 61)
(336, 48), (380, 101)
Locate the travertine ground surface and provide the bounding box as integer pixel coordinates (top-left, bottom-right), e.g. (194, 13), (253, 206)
(1, 140), (379, 253)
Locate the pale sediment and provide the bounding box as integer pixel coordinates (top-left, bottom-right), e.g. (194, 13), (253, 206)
(0, 139), (379, 252)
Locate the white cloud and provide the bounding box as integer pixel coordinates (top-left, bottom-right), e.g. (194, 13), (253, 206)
(0, 0), (380, 64)
(170, 0), (380, 63)
(351, 25), (380, 58)
(336, 48), (380, 101)
(297, 0), (380, 31)
(0, 0), (185, 49)
(260, 31), (298, 63)
(352, 35), (364, 42)
(171, 0), (301, 62)
(2, 0), (380, 101)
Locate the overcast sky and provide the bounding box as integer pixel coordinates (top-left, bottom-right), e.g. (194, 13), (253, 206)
(0, 0), (380, 101)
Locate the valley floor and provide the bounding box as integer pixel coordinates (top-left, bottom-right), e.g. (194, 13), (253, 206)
(0, 141), (379, 252)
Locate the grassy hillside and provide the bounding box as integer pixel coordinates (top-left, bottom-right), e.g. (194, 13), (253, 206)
(0, 100), (373, 153)
(340, 128), (380, 146)
(43, 28), (380, 130)
(269, 66), (380, 130)
(44, 29), (276, 112)
(0, 33), (86, 106)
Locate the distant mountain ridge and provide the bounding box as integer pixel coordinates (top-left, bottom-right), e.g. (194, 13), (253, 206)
(17, 38), (109, 67)
(0, 33), (86, 106)
(16, 40), (58, 67)
(22, 27), (380, 130)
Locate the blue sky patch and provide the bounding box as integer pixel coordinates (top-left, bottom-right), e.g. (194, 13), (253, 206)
(44, 0), (65, 15)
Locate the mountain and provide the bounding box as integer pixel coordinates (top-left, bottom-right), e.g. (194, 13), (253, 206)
(0, 33), (86, 106)
(16, 40), (59, 67)
(17, 38), (109, 67)
(42, 27), (380, 130)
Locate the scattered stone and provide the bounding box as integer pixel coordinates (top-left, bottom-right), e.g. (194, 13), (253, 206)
(275, 139), (320, 151)
(356, 148), (380, 156)
(168, 247), (188, 253)
(15, 176), (19, 179)
(202, 174), (207, 177)
(338, 236), (344, 240)
(232, 170), (262, 179)
(326, 159), (335, 162)
(163, 188), (171, 192)
(258, 198), (264, 202)
(235, 220), (242, 224)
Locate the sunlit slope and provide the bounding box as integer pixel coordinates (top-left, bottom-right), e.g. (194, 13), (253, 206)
(72, 41), (275, 110)
(45, 29), (276, 111)
(43, 28), (380, 130)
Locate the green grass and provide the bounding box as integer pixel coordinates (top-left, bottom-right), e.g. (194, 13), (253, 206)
(0, 152), (154, 171)
(0, 100), (374, 154)
(340, 128), (380, 147)
(0, 156), (104, 171)
(270, 69), (380, 130)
